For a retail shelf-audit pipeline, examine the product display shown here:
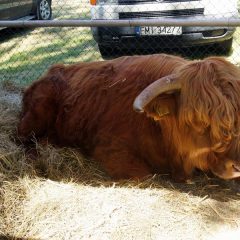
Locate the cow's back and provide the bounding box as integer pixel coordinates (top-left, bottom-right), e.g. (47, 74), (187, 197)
(55, 54), (186, 157)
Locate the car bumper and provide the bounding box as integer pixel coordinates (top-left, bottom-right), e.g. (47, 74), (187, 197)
(91, 26), (236, 48)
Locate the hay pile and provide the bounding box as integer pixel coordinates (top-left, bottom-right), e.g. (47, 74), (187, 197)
(0, 83), (240, 240)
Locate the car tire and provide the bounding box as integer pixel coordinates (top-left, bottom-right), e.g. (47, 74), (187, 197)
(217, 38), (233, 55)
(37, 0), (52, 20)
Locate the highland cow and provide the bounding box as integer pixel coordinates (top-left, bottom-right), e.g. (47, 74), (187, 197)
(18, 54), (240, 182)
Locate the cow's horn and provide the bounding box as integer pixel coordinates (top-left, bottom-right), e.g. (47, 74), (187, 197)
(133, 74), (180, 113)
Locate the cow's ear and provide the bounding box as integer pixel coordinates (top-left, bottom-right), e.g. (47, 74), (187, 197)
(143, 94), (177, 121)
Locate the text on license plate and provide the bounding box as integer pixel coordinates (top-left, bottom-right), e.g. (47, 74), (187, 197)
(136, 26), (182, 36)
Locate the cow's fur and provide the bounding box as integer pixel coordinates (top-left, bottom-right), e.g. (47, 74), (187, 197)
(18, 54), (240, 181)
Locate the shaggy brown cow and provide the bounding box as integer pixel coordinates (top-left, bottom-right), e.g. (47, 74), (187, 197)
(18, 54), (240, 182)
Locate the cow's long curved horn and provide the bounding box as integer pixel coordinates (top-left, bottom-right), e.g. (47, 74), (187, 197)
(133, 74), (180, 113)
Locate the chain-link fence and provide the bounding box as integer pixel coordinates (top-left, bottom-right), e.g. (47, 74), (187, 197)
(0, 0), (240, 85)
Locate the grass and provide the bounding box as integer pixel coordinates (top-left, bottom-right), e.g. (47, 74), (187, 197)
(0, 27), (100, 85)
(0, 0), (100, 85)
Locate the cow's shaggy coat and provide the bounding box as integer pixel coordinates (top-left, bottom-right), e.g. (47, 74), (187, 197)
(18, 54), (240, 181)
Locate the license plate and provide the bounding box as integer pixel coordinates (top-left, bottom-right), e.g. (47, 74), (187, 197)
(136, 26), (182, 36)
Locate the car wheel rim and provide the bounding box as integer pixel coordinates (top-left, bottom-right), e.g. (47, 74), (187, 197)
(39, 0), (51, 19)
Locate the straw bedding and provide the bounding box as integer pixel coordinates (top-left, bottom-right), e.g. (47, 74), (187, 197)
(0, 82), (240, 240)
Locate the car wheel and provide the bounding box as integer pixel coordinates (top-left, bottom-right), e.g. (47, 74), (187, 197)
(217, 38), (233, 55)
(37, 0), (52, 20)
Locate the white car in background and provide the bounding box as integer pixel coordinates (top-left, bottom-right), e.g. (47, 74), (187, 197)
(90, 0), (238, 58)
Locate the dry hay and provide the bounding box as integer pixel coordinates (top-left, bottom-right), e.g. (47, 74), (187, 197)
(0, 83), (240, 240)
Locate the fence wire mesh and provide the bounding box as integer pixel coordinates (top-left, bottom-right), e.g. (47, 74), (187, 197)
(0, 0), (240, 85)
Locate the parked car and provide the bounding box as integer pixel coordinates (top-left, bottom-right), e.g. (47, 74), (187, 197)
(0, 0), (52, 21)
(90, 0), (238, 58)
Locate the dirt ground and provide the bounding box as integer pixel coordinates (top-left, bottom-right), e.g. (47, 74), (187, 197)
(0, 82), (240, 240)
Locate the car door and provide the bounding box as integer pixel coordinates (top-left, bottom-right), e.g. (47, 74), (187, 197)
(11, 0), (33, 19)
(0, 0), (13, 20)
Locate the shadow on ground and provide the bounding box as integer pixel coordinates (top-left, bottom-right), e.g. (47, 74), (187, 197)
(102, 44), (232, 60)
(0, 234), (40, 240)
